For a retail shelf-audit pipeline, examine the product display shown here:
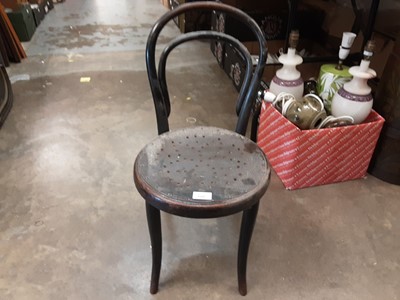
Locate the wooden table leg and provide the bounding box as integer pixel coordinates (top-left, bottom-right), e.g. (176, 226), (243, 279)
(237, 201), (260, 296)
(146, 203), (162, 294)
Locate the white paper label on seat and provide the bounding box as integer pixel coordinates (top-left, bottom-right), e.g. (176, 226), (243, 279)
(192, 191), (213, 201)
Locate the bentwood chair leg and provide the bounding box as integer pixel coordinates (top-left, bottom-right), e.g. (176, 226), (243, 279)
(237, 201), (260, 296)
(146, 203), (162, 294)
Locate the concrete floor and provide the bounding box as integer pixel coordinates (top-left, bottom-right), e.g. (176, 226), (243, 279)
(1, 0), (400, 299)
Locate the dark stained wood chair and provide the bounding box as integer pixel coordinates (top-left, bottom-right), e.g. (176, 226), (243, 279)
(134, 2), (271, 296)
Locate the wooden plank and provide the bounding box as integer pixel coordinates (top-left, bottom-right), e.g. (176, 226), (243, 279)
(0, 35), (10, 66)
(1, 4), (26, 58)
(0, 10), (20, 62)
(0, 4), (26, 62)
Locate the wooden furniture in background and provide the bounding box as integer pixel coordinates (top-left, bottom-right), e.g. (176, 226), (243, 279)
(0, 3), (26, 63)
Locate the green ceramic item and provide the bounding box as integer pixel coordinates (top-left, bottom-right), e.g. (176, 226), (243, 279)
(317, 64), (352, 113)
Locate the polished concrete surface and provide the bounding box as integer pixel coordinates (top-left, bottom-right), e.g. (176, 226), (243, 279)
(1, 1), (400, 299)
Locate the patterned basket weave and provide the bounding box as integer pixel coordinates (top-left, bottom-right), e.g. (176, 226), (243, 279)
(257, 102), (385, 190)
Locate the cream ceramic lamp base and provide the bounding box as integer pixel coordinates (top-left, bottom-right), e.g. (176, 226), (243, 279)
(331, 88), (373, 124)
(331, 61), (376, 124)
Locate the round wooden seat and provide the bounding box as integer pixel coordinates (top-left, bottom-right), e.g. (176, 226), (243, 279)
(134, 126), (271, 218)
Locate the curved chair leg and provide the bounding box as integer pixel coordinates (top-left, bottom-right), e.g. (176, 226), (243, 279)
(237, 201), (260, 296)
(146, 203), (162, 294)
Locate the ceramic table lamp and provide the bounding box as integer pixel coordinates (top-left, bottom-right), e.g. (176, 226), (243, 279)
(331, 40), (376, 124)
(269, 30), (304, 101)
(317, 32), (357, 113)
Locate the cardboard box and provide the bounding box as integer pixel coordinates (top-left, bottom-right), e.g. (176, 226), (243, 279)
(212, 9), (288, 42)
(170, 0), (211, 33)
(257, 103), (385, 190)
(28, 0), (53, 12)
(160, 0), (170, 9)
(223, 41), (245, 91)
(1, 0), (28, 10)
(221, 40), (323, 91)
(219, 40), (281, 91)
(30, 3), (44, 26)
(210, 40), (225, 68)
(300, 0), (355, 39)
(46, 0), (53, 10)
(0, 0), (28, 11)
(222, 0), (287, 12)
(369, 32), (395, 79)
